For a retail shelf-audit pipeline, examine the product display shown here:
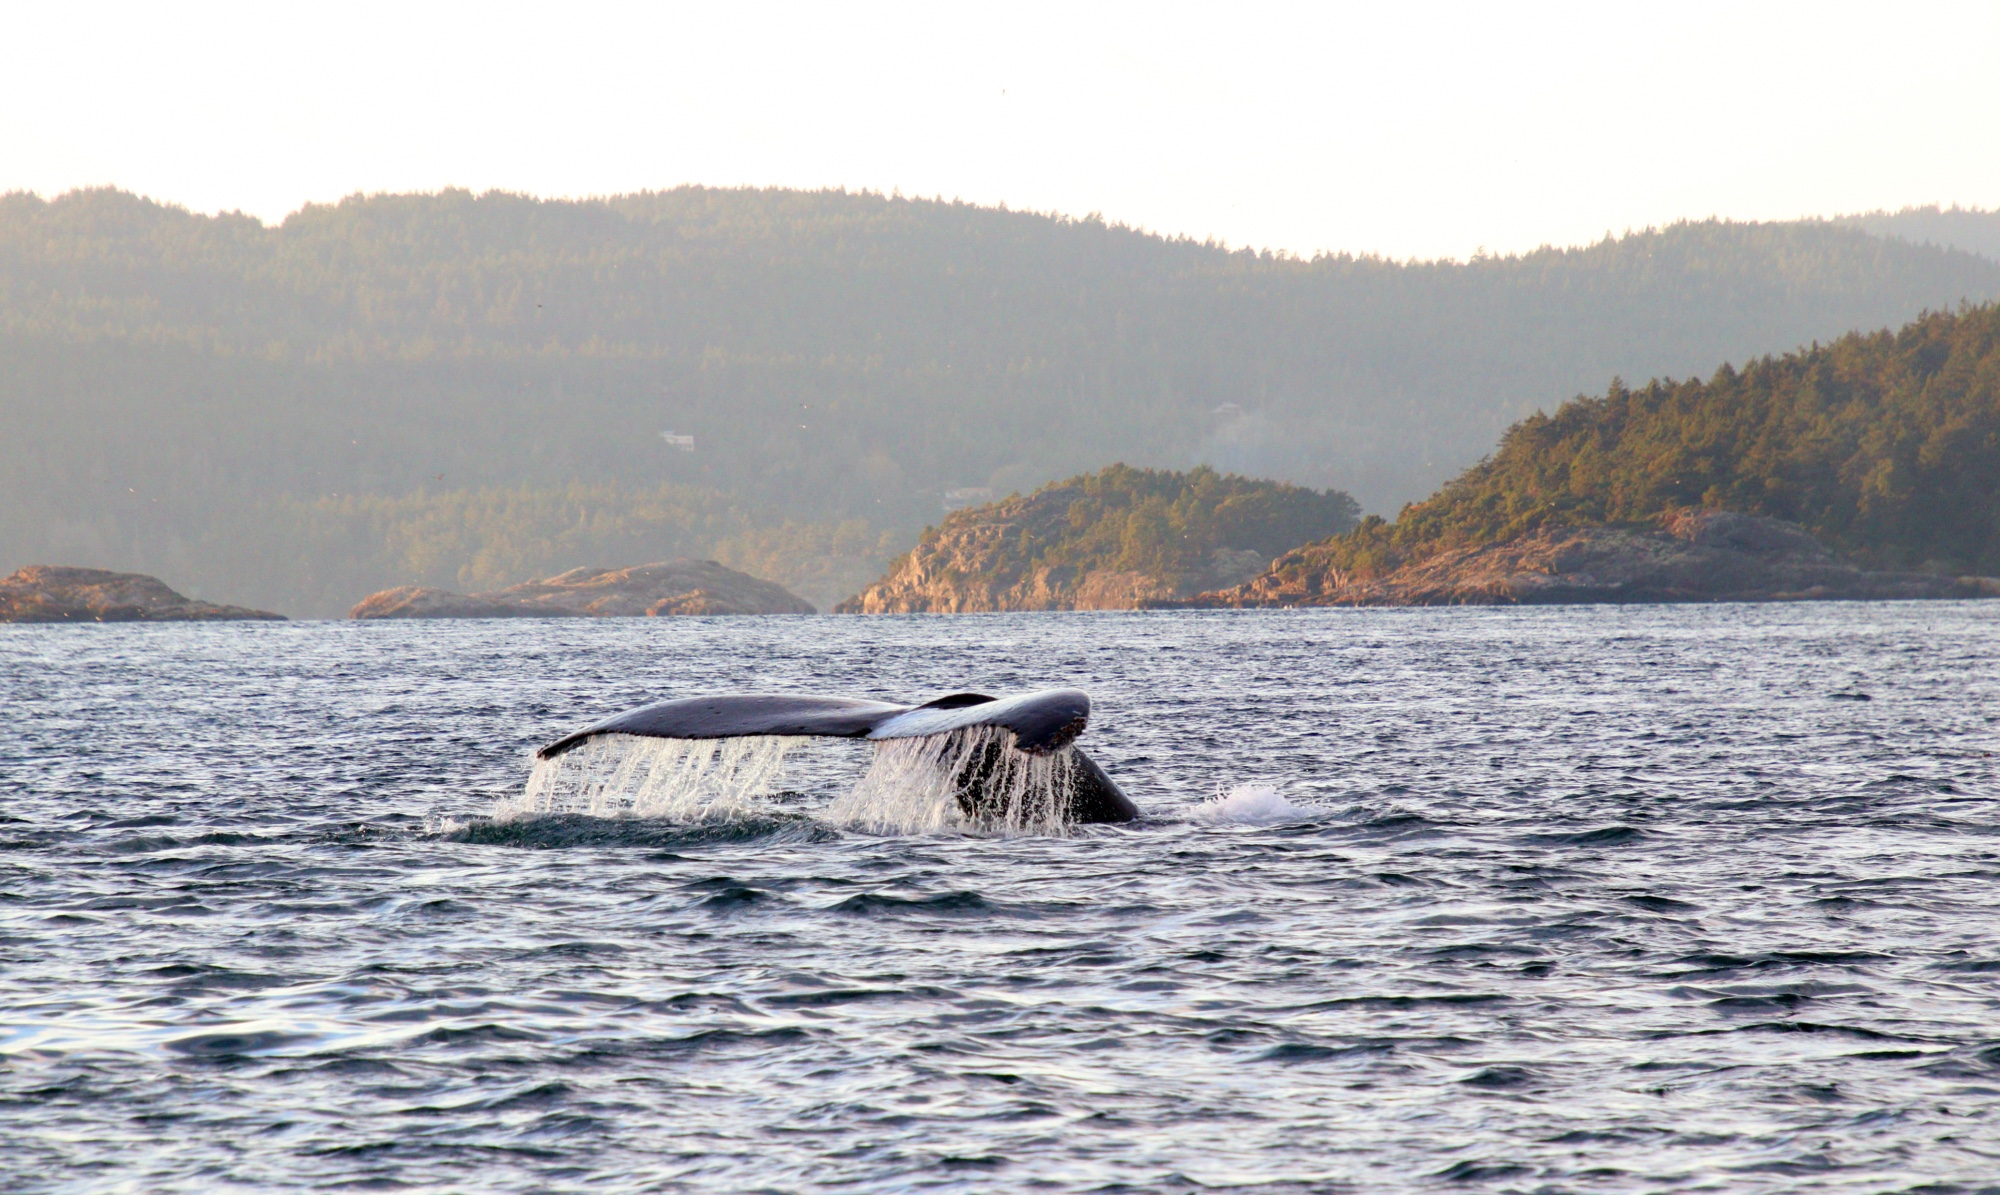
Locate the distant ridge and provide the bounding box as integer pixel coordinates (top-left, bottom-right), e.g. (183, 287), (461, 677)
(5, 186), (2000, 616)
(1837, 205), (2000, 264)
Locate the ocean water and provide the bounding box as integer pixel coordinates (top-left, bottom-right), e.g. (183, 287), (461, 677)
(3, 604), (1999, 1193)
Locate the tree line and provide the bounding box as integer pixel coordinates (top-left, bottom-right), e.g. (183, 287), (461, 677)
(1276, 303), (2000, 582)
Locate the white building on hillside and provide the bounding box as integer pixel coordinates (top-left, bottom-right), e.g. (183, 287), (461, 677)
(942, 487), (995, 512)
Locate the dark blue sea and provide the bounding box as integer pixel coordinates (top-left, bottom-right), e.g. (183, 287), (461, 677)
(4, 604), (2000, 1192)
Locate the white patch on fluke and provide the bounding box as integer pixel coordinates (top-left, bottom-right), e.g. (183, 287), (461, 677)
(1191, 783), (1312, 824)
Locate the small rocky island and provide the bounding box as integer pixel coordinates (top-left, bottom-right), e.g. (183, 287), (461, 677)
(0, 566), (285, 622)
(1172, 509), (2000, 607)
(350, 559), (816, 619)
(839, 464), (1357, 613)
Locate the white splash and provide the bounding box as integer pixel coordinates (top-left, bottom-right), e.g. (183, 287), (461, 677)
(499, 727), (1088, 836)
(827, 726), (1080, 836)
(1191, 782), (1313, 825)
(502, 733), (798, 822)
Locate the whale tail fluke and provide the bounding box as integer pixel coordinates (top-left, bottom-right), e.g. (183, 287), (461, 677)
(533, 688), (1136, 825)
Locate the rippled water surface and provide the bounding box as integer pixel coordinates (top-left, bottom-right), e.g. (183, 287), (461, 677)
(5, 605), (2000, 1192)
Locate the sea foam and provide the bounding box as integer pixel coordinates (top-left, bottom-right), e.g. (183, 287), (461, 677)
(1191, 783), (1313, 824)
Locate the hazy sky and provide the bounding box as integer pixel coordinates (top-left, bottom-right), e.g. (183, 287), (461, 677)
(5, 1), (1997, 260)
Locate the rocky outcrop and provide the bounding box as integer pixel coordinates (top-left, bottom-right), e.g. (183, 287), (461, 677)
(347, 587), (542, 620)
(0, 566), (285, 622)
(1170, 511), (2000, 607)
(837, 487), (1273, 613)
(349, 559), (815, 619)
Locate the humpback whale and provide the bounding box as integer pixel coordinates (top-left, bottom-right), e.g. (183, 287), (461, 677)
(538, 688), (1138, 824)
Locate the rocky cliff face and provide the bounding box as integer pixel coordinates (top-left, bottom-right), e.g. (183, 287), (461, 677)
(1170, 511), (2000, 607)
(837, 487), (1271, 613)
(349, 560), (815, 619)
(0, 566), (285, 622)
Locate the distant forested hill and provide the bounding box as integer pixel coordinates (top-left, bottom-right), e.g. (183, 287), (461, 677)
(1266, 302), (2000, 584)
(4, 186), (1999, 615)
(1838, 205), (2000, 264)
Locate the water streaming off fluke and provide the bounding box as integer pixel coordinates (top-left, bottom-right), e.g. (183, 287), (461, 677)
(510, 727), (1092, 834)
(510, 733), (798, 821)
(830, 725), (1083, 835)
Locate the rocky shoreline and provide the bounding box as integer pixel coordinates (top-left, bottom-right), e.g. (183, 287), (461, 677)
(1159, 511), (2000, 608)
(350, 559), (815, 619)
(0, 566), (285, 623)
(838, 487), (1272, 613)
